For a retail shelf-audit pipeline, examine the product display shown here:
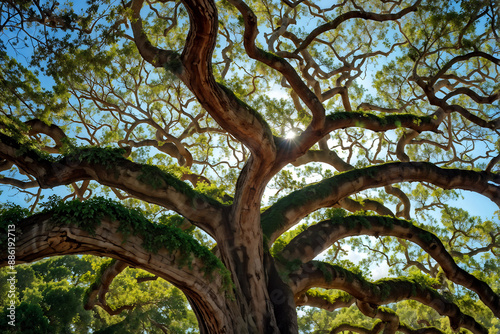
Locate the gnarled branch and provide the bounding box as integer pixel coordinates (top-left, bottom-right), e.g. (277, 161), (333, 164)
(0, 132), (224, 236)
(279, 215), (500, 317)
(0, 205), (234, 331)
(288, 261), (487, 334)
(262, 162), (500, 244)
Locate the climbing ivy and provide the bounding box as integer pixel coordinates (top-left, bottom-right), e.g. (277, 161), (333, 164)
(44, 197), (232, 293)
(61, 146), (128, 167)
(0, 203), (30, 247)
(1, 197), (233, 295)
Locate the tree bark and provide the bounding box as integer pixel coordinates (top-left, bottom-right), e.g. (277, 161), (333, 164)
(1, 204), (299, 333)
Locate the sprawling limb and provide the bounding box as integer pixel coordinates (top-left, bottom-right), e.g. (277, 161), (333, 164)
(396, 324), (446, 334)
(413, 52), (500, 129)
(329, 303), (447, 334)
(84, 260), (165, 317)
(294, 289), (355, 311)
(279, 215), (500, 318)
(288, 261), (487, 334)
(356, 302), (399, 334)
(129, 0), (276, 161)
(0, 176), (38, 189)
(226, 0), (326, 132)
(336, 197), (395, 216)
(293, 0), (422, 54)
(0, 132), (224, 236)
(327, 322), (386, 334)
(25, 119), (67, 153)
(296, 292), (446, 334)
(262, 162), (500, 243)
(0, 206), (238, 332)
(273, 111), (445, 192)
(328, 321), (445, 334)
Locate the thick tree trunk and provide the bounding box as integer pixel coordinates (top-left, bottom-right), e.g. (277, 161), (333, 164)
(190, 157), (299, 333)
(211, 217), (298, 333)
(2, 212), (297, 333)
(129, 0), (298, 328)
(187, 250), (298, 334)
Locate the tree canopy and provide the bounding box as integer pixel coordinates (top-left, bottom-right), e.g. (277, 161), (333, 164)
(0, 255), (198, 333)
(0, 0), (499, 333)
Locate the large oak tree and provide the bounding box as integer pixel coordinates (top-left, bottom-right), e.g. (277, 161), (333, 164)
(1, 0), (500, 332)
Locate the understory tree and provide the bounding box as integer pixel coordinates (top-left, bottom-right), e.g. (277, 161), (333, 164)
(0, 255), (198, 333)
(1, 0), (500, 333)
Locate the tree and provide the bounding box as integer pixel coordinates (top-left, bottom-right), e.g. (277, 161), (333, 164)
(0, 254), (198, 333)
(0, 0), (499, 332)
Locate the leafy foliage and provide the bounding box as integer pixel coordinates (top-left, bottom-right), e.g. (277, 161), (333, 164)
(0, 256), (198, 333)
(39, 196), (232, 289)
(1, 0), (500, 332)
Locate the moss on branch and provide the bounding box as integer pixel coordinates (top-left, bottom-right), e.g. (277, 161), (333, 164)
(277, 212), (500, 321)
(302, 260), (443, 302)
(0, 134), (226, 208)
(290, 261), (487, 333)
(64, 146), (226, 206)
(136, 164), (224, 206)
(327, 111), (435, 129)
(261, 164), (397, 240)
(305, 288), (353, 304)
(262, 160), (492, 244)
(1, 198), (233, 293)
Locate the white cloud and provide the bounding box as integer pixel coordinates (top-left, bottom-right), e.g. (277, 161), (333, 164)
(370, 261), (390, 280)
